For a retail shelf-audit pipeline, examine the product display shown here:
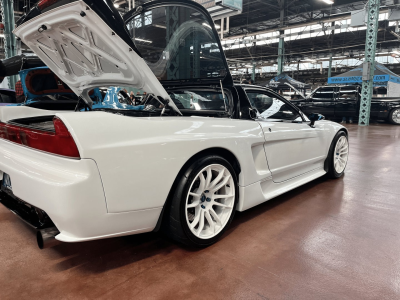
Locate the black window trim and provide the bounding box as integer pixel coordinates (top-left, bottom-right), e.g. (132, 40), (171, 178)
(242, 86), (308, 123)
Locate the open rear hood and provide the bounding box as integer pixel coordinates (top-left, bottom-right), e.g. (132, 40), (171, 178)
(13, 0), (181, 114)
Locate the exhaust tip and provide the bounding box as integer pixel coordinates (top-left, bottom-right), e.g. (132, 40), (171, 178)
(37, 227), (61, 249)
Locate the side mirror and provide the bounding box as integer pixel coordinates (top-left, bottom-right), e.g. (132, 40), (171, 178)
(308, 113), (325, 127)
(249, 108), (258, 120)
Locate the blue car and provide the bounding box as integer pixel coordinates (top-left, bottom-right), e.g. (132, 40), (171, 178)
(6, 65), (146, 111)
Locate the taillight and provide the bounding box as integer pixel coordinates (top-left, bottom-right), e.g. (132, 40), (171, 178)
(0, 117), (80, 158)
(37, 0), (60, 11)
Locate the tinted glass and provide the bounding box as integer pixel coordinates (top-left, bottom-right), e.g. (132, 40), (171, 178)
(247, 92), (300, 121)
(126, 5), (227, 81)
(313, 87), (335, 100)
(168, 90), (227, 110)
(339, 86), (357, 101)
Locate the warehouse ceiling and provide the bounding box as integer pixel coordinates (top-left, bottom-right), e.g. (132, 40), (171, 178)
(2, 0), (399, 83)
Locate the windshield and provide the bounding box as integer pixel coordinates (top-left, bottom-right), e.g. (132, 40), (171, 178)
(125, 5), (227, 82)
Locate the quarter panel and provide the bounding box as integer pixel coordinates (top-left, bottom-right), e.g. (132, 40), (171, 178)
(58, 112), (269, 213)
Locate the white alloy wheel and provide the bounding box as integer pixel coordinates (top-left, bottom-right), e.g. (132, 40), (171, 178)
(333, 136), (349, 174)
(185, 164), (235, 240)
(391, 109), (400, 124)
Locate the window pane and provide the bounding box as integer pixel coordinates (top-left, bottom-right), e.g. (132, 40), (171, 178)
(126, 6), (227, 81)
(247, 92), (300, 121)
(168, 90), (227, 110)
(313, 87), (335, 100)
(339, 86), (358, 101)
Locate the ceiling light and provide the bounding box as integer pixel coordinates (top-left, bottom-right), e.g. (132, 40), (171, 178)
(153, 24), (167, 29)
(321, 0), (334, 4)
(134, 38), (152, 43)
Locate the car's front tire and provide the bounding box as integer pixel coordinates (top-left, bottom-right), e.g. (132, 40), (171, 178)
(166, 155), (238, 247)
(327, 131), (349, 179)
(388, 108), (400, 125)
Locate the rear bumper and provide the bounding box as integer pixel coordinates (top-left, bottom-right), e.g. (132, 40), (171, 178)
(0, 187), (55, 229)
(0, 139), (161, 243)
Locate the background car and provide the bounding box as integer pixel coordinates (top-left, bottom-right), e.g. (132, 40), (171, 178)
(292, 85), (400, 125)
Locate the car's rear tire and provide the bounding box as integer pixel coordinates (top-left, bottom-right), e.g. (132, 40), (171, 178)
(166, 155), (238, 247)
(388, 108), (400, 125)
(326, 131), (349, 179)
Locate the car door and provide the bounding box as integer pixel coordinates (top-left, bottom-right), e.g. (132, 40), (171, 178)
(335, 86), (358, 118)
(310, 87), (336, 118)
(245, 89), (327, 183)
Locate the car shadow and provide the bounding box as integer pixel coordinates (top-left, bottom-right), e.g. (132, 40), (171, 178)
(44, 174), (344, 274)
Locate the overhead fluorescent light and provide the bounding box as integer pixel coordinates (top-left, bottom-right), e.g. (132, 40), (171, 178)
(321, 0), (334, 4)
(153, 24), (167, 29)
(134, 38), (152, 43)
(302, 59), (317, 63)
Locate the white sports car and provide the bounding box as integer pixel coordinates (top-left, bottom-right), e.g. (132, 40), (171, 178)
(0, 0), (349, 248)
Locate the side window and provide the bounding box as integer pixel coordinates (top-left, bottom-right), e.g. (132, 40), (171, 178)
(247, 92), (301, 121)
(339, 87), (357, 101)
(313, 87), (335, 100)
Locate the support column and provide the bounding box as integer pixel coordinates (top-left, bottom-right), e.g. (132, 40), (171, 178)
(327, 22), (335, 82)
(359, 0), (380, 126)
(328, 54), (333, 79)
(1, 0), (18, 89)
(277, 0), (285, 75)
(252, 61), (256, 83)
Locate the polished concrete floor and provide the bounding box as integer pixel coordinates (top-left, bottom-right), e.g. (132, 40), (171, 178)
(1, 123), (400, 300)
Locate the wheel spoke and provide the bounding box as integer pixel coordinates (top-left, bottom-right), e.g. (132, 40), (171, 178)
(209, 169), (224, 189)
(213, 193), (234, 199)
(213, 201), (232, 208)
(189, 192), (201, 198)
(204, 211), (215, 233)
(187, 201), (200, 208)
(205, 167), (212, 190)
(196, 210), (205, 235)
(209, 208), (222, 226)
(334, 160), (339, 170)
(198, 173), (206, 191)
(190, 210), (201, 230)
(213, 174), (231, 191)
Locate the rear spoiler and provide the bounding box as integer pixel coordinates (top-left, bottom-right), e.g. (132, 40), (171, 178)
(0, 55), (45, 83)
